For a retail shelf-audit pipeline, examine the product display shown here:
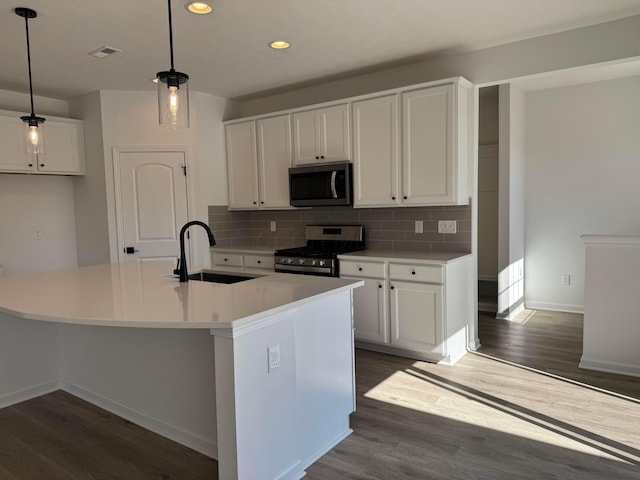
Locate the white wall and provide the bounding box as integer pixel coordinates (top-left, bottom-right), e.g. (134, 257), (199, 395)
(236, 15), (640, 117)
(0, 174), (78, 275)
(525, 75), (640, 312)
(0, 89), (78, 276)
(82, 90), (235, 267)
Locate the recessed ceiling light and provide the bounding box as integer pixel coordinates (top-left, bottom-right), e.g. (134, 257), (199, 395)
(269, 40), (290, 50)
(185, 2), (213, 14)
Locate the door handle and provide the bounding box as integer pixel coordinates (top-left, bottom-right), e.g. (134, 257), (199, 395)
(124, 247), (139, 254)
(330, 171), (338, 199)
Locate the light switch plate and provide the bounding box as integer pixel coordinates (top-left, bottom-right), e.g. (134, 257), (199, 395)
(438, 220), (457, 234)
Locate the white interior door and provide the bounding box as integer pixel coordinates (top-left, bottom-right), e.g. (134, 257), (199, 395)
(115, 150), (189, 264)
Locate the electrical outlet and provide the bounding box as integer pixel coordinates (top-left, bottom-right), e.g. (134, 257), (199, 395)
(268, 344), (280, 372)
(414, 220), (423, 234)
(561, 274), (571, 286)
(270, 221), (276, 232)
(438, 220), (457, 234)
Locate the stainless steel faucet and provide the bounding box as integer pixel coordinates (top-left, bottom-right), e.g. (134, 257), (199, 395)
(174, 221), (216, 282)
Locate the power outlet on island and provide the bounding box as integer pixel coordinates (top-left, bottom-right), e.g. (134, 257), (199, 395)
(268, 344), (281, 372)
(438, 220), (457, 234)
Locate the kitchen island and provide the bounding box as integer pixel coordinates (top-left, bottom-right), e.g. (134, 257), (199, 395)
(0, 261), (363, 480)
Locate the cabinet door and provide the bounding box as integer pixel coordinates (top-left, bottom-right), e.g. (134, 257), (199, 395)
(319, 104), (351, 162)
(38, 120), (84, 175)
(257, 114), (292, 209)
(0, 114), (34, 173)
(352, 95), (399, 207)
(292, 109), (319, 165)
(226, 121), (259, 209)
(345, 276), (389, 344)
(402, 84), (454, 205)
(389, 280), (443, 354)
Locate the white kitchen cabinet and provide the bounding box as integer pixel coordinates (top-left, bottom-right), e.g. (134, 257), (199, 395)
(211, 249), (275, 271)
(226, 115), (292, 210)
(352, 94), (399, 206)
(340, 252), (472, 365)
(401, 83), (469, 205)
(341, 259), (388, 344)
(0, 111), (85, 175)
(292, 104), (351, 165)
(352, 81), (470, 207)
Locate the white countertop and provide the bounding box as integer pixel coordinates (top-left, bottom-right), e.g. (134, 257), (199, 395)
(338, 249), (471, 264)
(0, 262), (362, 330)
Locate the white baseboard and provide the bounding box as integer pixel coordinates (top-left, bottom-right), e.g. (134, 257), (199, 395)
(0, 380), (61, 409)
(525, 301), (584, 314)
(579, 357), (640, 378)
(495, 302), (525, 321)
(60, 380), (218, 460)
(301, 428), (352, 473)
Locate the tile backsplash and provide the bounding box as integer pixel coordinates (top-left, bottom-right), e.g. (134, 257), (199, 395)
(208, 205), (471, 253)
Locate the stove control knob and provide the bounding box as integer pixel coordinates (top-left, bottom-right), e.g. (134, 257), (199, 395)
(318, 260), (325, 267)
(286, 258), (293, 264)
(311, 259), (317, 266)
(298, 258), (305, 265)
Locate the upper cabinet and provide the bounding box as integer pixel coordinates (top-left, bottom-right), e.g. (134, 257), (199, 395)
(226, 114), (292, 210)
(292, 104), (351, 165)
(352, 81), (470, 207)
(224, 76), (472, 210)
(0, 111), (85, 175)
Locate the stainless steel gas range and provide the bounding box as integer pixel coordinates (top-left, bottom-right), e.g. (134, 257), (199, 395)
(274, 225), (365, 277)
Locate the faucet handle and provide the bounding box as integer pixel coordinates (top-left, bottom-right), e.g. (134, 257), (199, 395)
(173, 259), (181, 276)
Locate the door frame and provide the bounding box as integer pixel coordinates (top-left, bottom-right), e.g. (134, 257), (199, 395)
(112, 145), (194, 264)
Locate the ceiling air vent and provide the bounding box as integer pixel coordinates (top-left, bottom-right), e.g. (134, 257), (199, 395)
(87, 46), (122, 59)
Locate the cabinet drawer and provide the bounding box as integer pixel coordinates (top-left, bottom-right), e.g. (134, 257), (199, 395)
(340, 260), (385, 279)
(389, 263), (443, 284)
(244, 254), (274, 270)
(212, 253), (243, 267)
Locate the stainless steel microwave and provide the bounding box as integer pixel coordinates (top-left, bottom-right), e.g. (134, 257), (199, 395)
(289, 162), (353, 207)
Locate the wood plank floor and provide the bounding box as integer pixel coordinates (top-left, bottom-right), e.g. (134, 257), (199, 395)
(2, 309), (639, 479)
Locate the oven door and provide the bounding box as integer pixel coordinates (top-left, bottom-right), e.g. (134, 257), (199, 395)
(289, 162), (352, 207)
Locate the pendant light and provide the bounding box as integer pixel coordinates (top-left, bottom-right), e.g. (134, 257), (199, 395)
(15, 7), (46, 155)
(157, 0), (190, 128)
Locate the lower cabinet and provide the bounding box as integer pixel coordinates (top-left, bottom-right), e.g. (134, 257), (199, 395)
(340, 254), (471, 365)
(211, 249), (275, 271)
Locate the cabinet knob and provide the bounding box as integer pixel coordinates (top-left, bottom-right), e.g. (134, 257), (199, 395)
(257, 260), (261, 264)
(391, 196), (396, 200)
(253, 201), (257, 205)
(260, 201), (264, 204)
(40, 164), (45, 167)
(378, 284), (382, 289)
(411, 271), (416, 275)
(358, 267), (363, 271)
(320, 155), (325, 159)
(28, 163), (33, 167)
(315, 156), (320, 160)
(224, 258), (228, 262)
(390, 285), (395, 290)
(403, 195), (408, 200)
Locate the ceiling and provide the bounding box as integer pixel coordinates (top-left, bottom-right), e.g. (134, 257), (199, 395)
(2, 0), (640, 102)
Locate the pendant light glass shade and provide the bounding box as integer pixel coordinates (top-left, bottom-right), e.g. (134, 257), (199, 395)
(157, 0), (190, 128)
(16, 7), (46, 154)
(21, 114), (46, 154)
(157, 70), (190, 128)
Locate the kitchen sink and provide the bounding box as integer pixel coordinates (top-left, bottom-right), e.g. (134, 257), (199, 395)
(186, 271), (263, 284)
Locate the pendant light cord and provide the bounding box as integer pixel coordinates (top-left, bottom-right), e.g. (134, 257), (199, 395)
(23, 13), (35, 117)
(167, 0), (175, 71)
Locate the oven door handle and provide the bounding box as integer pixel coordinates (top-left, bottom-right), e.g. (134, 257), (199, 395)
(330, 170), (338, 199)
